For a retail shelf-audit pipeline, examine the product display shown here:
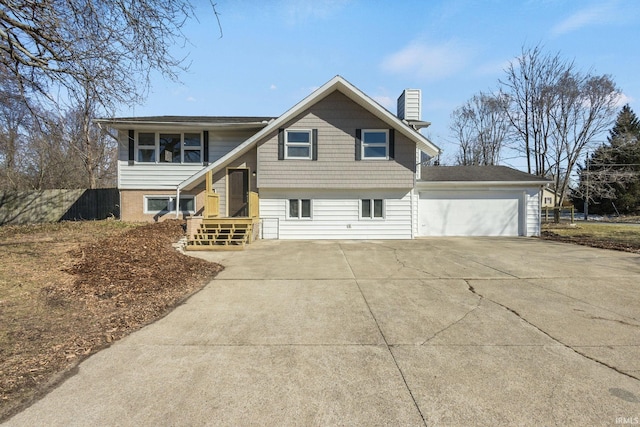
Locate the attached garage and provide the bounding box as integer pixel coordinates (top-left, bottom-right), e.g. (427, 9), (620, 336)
(417, 166), (551, 237)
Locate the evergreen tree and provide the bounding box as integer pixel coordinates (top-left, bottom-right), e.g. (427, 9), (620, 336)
(577, 105), (640, 214)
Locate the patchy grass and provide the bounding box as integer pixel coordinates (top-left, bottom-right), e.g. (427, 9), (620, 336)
(541, 222), (640, 253)
(0, 220), (222, 422)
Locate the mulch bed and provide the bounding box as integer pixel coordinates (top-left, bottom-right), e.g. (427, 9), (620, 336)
(1, 220), (222, 421)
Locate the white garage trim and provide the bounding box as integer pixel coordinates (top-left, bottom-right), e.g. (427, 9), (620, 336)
(417, 186), (543, 237)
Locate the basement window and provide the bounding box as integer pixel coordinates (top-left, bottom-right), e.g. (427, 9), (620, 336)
(288, 199), (311, 219)
(144, 196), (195, 214)
(361, 199), (384, 219)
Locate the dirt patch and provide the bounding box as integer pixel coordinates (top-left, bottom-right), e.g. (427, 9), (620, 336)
(541, 230), (640, 254)
(0, 220), (222, 421)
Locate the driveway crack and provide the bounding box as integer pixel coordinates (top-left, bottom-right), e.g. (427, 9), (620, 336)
(464, 280), (640, 382)
(338, 244), (428, 427)
(421, 297), (482, 346)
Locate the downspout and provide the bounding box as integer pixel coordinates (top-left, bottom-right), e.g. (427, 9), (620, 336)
(175, 187), (181, 219)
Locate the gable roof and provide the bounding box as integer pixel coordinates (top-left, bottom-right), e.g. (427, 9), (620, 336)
(419, 166), (551, 186)
(178, 75), (442, 191)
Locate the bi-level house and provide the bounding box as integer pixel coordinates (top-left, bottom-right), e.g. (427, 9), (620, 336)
(97, 76), (548, 248)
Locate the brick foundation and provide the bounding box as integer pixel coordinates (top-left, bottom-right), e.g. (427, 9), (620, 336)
(119, 189), (205, 223)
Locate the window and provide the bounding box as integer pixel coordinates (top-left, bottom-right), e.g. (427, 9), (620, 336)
(544, 197), (553, 205)
(159, 133), (181, 163)
(137, 132), (156, 162)
(285, 130), (312, 159)
(144, 196), (195, 214)
(361, 130), (389, 159)
(288, 199), (311, 219)
(136, 132), (203, 164)
(361, 199), (384, 219)
(183, 133), (202, 163)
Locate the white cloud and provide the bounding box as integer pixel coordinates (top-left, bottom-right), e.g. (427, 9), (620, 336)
(270, 84), (277, 90)
(372, 95), (394, 110)
(615, 92), (634, 108)
(380, 40), (473, 80)
(185, 96), (196, 102)
(551, 1), (620, 36)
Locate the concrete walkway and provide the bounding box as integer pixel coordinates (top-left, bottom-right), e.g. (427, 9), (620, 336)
(5, 238), (640, 426)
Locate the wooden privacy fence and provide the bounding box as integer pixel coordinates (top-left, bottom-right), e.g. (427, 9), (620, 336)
(0, 188), (119, 225)
(541, 206), (575, 224)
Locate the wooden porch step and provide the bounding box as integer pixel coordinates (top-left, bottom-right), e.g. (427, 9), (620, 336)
(185, 219), (255, 251)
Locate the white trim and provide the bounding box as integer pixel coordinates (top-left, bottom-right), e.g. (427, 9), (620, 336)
(143, 194), (195, 214)
(134, 130), (203, 165)
(287, 198), (313, 220)
(361, 129), (389, 160)
(359, 198), (385, 219)
(284, 129), (313, 160)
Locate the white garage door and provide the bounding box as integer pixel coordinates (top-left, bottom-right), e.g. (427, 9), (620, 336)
(419, 190), (522, 236)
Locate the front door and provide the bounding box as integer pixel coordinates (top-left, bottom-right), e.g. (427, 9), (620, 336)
(228, 168), (249, 217)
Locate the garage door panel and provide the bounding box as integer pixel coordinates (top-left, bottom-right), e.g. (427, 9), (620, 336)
(419, 191), (521, 237)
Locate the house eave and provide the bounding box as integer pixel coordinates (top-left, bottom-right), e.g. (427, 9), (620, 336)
(94, 119), (272, 131)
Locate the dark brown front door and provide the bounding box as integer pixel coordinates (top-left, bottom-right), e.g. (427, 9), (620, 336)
(228, 169), (249, 217)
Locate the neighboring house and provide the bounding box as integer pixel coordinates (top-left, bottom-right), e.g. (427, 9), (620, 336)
(541, 187), (572, 208)
(542, 188), (556, 208)
(97, 76), (549, 245)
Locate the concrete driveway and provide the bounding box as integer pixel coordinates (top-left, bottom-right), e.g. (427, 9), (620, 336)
(5, 238), (640, 426)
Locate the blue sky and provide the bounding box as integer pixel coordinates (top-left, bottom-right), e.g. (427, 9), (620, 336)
(122, 0), (640, 167)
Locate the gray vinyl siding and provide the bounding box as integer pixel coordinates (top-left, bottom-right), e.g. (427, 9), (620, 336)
(259, 189), (413, 239)
(257, 91), (416, 189)
(117, 129), (256, 190)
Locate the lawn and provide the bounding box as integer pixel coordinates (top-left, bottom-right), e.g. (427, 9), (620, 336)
(0, 220), (222, 422)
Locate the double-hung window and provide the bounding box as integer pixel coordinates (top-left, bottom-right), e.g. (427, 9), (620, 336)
(137, 132), (203, 164)
(183, 133), (202, 163)
(285, 130), (312, 159)
(361, 129), (389, 159)
(288, 199), (311, 219)
(361, 199), (384, 219)
(137, 133), (156, 162)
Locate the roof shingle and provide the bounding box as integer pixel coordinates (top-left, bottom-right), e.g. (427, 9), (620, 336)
(421, 165), (549, 182)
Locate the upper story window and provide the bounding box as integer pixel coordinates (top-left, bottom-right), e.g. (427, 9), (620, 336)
(361, 130), (389, 159)
(285, 130), (312, 159)
(278, 128), (317, 161)
(137, 132), (202, 164)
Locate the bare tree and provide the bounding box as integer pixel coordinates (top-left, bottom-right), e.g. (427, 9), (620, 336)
(500, 46), (568, 176)
(451, 92), (509, 166)
(0, 0), (204, 111)
(547, 72), (619, 206)
(0, 0), (221, 191)
(499, 45), (620, 206)
(64, 83), (118, 188)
